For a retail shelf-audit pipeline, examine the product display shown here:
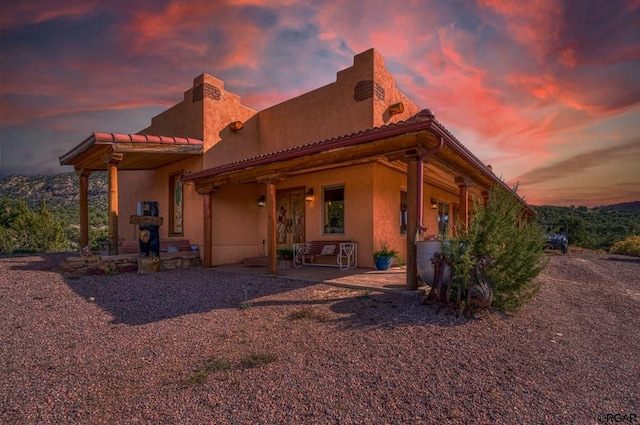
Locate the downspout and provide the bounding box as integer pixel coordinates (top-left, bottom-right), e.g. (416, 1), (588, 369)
(416, 136), (444, 237)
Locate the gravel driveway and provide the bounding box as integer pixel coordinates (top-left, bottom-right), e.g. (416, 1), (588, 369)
(1, 252), (638, 424)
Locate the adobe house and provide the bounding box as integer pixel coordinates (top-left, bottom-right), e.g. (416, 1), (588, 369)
(59, 48), (532, 290)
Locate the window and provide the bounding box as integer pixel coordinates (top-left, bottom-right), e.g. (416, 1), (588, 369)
(323, 186), (344, 234)
(437, 202), (449, 238)
(400, 190), (408, 235)
(169, 172), (183, 235)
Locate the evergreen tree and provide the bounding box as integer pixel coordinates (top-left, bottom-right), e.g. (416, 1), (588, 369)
(443, 185), (547, 311)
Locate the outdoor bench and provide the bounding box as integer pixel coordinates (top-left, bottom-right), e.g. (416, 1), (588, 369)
(293, 241), (358, 270)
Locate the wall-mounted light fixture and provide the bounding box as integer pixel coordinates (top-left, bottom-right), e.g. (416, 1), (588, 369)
(388, 102), (405, 116)
(430, 198), (438, 209)
(305, 188), (314, 202)
(229, 121), (244, 132)
(257, 195), (266, 207)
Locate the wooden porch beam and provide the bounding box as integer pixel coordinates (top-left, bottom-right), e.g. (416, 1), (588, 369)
(192, 133), (434, 187)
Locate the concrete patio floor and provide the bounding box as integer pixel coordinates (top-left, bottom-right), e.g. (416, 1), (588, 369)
(215, 263), (428, 296)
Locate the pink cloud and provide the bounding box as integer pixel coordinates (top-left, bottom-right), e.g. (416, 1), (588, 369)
(477, 0), (564, 65)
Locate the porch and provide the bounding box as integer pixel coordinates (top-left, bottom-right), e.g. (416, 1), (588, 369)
(216, 262), (427, 296)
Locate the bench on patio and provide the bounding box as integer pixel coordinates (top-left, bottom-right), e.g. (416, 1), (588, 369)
(293, 241), (358, 270)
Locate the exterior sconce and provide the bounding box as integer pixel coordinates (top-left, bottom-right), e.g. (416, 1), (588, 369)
(229, 121), (244, 132)
(388, 102), (404, 116)
(305, 188), (314, 202)
(257, 195), (266, 207)
(430, 198), (438, 209)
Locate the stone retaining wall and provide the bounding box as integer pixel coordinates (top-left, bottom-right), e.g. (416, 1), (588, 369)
(60, 252), (202, 277)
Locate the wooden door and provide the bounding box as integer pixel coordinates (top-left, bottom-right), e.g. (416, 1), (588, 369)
(276, 187), (305, 250)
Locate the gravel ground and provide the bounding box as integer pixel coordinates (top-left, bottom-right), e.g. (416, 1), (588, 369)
(1, 252), (638, 424)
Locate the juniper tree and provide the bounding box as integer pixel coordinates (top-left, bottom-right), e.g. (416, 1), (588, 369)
(443, 185), (547, 311)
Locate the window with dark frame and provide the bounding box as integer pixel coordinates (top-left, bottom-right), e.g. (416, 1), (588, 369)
(323, 186), (344, 234)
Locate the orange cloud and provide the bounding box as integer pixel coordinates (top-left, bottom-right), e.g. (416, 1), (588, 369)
(516, 139), (640, 186)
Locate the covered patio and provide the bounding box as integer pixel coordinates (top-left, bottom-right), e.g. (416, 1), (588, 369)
(59, 132), (204, 255)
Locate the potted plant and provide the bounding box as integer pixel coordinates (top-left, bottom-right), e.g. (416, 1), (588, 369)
(277, 248), (294, 261)
(373, 241), (400, 270)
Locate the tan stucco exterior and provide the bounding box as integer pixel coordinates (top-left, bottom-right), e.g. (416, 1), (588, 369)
(62, 48), (530, 277)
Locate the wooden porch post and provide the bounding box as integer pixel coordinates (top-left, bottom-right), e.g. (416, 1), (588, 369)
(455, 176), (472, 232)
(406, 158), (419, 291)
(203, 191), (213, 268)
(78, 169), (90, 249)
(256, 174), (282, 275)
(106, 154), (123, 255)
(198, 184), (218, 268)
(266, 182), (278, 274)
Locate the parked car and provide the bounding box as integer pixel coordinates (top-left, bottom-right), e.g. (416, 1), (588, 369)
(544, 224), (569, 254)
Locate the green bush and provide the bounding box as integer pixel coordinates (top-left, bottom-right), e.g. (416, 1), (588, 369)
(610, 235), (640, 257)
(443, 185), (547, 312)
(0, 198), (69, 254)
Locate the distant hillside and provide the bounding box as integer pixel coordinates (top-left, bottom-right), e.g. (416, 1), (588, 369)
(3, 172), (636, 213)
(532, 204), (640, 251)
(600, 201), (640, 211)
(0, 172), (107, 210)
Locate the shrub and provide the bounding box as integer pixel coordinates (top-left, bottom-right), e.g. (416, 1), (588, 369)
(610, 235), (640, 257)
(0, 198), (69, 254)
(442, 185), (547, 311)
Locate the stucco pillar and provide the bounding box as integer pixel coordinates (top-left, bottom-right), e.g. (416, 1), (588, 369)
(78, 169), (90, 249)
(455, 176), (473, 232)
(106, 153), (123, 255)
(405, 158), (419, 291)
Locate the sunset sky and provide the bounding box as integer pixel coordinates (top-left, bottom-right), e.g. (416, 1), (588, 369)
(1, 0), (639, 206)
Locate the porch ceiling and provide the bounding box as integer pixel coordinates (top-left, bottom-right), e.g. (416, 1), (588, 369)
(59, 132), (204, 171)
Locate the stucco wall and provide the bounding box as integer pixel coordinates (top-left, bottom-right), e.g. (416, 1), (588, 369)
(248, 163), (376, 268)
(209, 184), (262, 265)
(117, 156), (205, 248)
(257, 49), (420, 155)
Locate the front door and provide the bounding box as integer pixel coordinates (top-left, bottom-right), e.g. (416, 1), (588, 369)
(276, 187), (305, 250)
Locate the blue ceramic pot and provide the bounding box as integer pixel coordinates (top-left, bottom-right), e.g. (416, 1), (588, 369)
(374, 256), (394, 270)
